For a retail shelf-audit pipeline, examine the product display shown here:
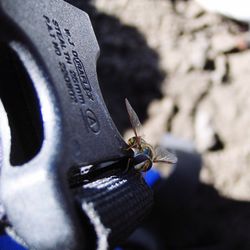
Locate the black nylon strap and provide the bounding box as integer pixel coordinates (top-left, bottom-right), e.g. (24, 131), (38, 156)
(74, 168), (153, 249)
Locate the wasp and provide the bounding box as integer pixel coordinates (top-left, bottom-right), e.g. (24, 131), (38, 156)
(125, 98), (177, 172)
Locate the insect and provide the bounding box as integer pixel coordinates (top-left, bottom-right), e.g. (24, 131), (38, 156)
(125, 98), (177, 172)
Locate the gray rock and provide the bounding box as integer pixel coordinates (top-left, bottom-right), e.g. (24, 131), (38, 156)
(211, 32), (238, 54)
(194, 108), (217, 151)
(212, 55), (229, 84)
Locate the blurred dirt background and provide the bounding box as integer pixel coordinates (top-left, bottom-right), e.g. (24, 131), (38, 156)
(69, 0), (250, 249)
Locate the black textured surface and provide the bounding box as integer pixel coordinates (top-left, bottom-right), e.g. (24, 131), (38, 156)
(64, 0), (164, 134)
(0, 0), (154, 249)
(75, 169), (153, 248)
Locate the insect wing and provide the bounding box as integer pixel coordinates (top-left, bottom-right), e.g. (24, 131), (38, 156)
(125, 98), (144, 139)
(154, 146), (178, 164)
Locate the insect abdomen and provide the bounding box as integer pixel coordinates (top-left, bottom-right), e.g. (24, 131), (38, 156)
(132, 153), (152, 172)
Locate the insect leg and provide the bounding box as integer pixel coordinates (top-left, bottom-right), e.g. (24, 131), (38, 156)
(123, 157), (132, 173)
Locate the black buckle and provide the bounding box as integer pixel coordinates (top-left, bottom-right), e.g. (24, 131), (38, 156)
(0, 0), (153, 249)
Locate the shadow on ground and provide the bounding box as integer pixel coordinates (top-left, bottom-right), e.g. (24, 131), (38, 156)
(151, 183), (250, 250)
(124, 171), (250, 250)
(66, 0), (165, 134)
(118, 150), (250, 250)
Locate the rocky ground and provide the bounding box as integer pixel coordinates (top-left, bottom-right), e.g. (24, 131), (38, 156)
(90, 0), (250, 201)
(74, 0), (250, 249)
